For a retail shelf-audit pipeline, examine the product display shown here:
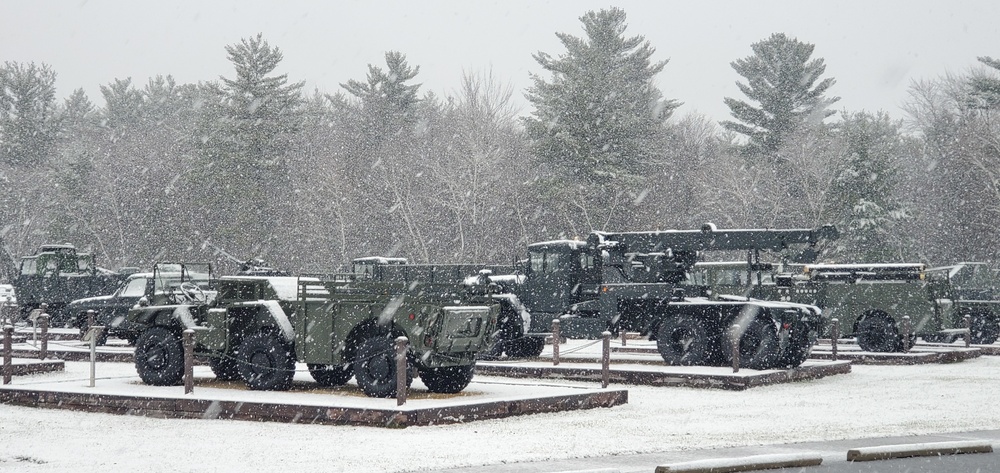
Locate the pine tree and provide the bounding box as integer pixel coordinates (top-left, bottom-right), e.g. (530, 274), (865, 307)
(340, 51), (421, 154)
(523, 7), (678, 231)
(969, 56), (1000, 109)
(191, 34), (304, 256)
(824, 111), (908, 262)
(722, 33), (839, 160)
(0, 62), (59, 166)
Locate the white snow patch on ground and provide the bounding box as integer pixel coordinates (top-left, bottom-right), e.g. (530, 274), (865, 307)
(3, 355), (1000, 472)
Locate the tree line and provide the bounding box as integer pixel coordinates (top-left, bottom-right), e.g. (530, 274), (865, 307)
(2, 7), (999, 278)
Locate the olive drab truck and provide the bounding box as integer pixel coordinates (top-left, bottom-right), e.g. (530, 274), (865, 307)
(702, 261), (1000, 352)
(509, 224), (837, 369)
(346, 257), (532, 358)
(119, 266), (499, 397)
(11, 243), (127, 323)
(925, 262), (1000, 345)
(355, 224), (839, 370)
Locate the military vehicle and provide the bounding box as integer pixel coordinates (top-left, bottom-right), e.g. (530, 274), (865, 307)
(347, 257), (530, 358)
(117, 264), (499, 397)
(696, 261), (1000, 351)
(65, 264), (213, 345)
(925, 262), (1000, 344)
(11, 244), (128, 323)
(356, 224), (838, 370)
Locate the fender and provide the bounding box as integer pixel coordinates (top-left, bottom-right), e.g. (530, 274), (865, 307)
(492, 293), (532, 334)
(229, 300), (294, 343)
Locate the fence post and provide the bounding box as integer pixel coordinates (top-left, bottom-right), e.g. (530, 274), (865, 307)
(87, 309), (96, 336)
(902, 316), (911, 352)
(831, 318), (839, 362)
(3, 325), (12, 385)
(88, 326), (103, 387)
(551, 319), (561, 366)
(731, 324), (741, 373)
(38, 314), (49, 360)
(2, 297), (11, 325)
(620, 330), (627, 346)
(395, 336), (408, 406)
(965, 315), (972, 348)
(601, 331), (611, 388)
(183, 329), (195, 394)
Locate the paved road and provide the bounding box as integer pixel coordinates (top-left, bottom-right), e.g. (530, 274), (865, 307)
(432, 429), (1000, 473)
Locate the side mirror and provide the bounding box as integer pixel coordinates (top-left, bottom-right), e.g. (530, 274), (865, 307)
(138, 296), (149, 307)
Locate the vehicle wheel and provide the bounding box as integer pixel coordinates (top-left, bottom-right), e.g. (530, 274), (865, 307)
(778, 321), (816, 368)
(308, 363), (354, 386)
(656, 314), (710, 366)
(477, 339), (504, 360)
(209, 354), (242, 381)
(857, 314), (901, 352)
(504, 336), (545, 358)
(419, 364), (476, 393)
(968, 311), (1000, 345)
(729, 317), (781, 370)
(237, 332), (295, 391)
(134, 327), (184, 386)
(353, 336), (412, 398)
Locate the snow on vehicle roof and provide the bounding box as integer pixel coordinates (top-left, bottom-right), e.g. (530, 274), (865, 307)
(352, 256), (408, 264)
(527, 239), (588, 250)
(219, 275), (320, 300)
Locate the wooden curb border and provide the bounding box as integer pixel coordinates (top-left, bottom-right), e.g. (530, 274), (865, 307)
(475, 361), (851, 391)
(0, 387), (628, 428)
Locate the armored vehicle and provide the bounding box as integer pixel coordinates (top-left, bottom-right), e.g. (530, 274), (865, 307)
(11, 244), (127, 322)
(119, 266), (499, 397)
(357, 224), (837, 370)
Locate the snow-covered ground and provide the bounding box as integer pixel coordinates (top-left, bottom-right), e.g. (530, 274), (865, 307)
(3, 352), (1000, 472)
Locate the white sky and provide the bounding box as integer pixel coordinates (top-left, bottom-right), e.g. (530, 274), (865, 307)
(2, 0), (998, 122)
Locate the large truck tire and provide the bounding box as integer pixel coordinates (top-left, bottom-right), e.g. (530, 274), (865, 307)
(778, 321), (815, 368)
(966, 309), (1000, 345)
(504, 336), (545, 358)
(237, 332), (295, 391)
(209, 354), (242, 381)
(308, 363), (354, 386)
(729, 317), (780, 370)
(856, 313), (901, 352)
(419, 364), (476, 393)
(656, 314), (711, 365)
(134, 327), (184, 386)
(354, 336), (413, 398)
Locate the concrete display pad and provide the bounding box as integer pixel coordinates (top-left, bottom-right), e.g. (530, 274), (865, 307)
(809, 341), (981, 364)
(2, 357), (65, 376)
(476, 359), (851, 391)
(916, 341), (1000, 355)
(0, 364), (628, 428)
(481, 340), (850, 390)
(8, 341), (135, 362)
(606, 339), (982, 366)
